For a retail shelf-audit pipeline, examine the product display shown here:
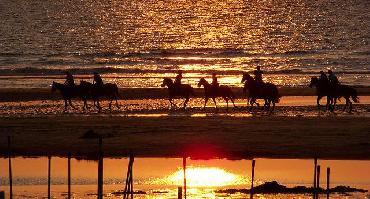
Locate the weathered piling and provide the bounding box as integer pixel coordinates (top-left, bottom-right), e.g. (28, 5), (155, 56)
(313, 158), (318, 199)
(7, 136), (13, 199)
(124, 154), (134, 199)
(183, 157), (187, 199)
(316, 165), (321, 198)
(326, 167), (330, 199)
(250, 159), (256, 199)
(130, 155), (134, 199)
(177, 187), (182, 199)
(48, 156), (51, 199)
(97, 137), (103, 199)
(68, 153), (71, 199)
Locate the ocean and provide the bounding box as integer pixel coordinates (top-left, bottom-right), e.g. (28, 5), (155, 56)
(0, 0), (369, 88)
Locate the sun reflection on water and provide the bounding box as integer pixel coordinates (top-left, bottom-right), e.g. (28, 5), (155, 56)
(154, 167), (248, 187)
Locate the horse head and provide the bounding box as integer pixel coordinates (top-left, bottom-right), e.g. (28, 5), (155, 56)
(197, 77), (208, 88)
(241, 72), (253, 83)
(309, 77), (318, 88)
(161, 78), (173, 87)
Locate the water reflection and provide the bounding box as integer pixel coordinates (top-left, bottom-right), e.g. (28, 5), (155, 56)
(0, 158), (369, 198)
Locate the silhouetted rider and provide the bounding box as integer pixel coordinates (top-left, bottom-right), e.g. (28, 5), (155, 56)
(328, 70), (339, 86)
(253, 66), (263, 85)
(319, 71), (329, 85)
(174, 70), (183, 87)
(64, 71), (75, 87)
(93, 72), (104, 87)
(212, 73), (219, 89)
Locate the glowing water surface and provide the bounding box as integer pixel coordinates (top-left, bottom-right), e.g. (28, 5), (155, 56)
(0, 158), (369, 198)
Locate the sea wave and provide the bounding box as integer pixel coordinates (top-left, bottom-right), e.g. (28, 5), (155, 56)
(0, 48), (322, 58)
(0, 67), (368, 76)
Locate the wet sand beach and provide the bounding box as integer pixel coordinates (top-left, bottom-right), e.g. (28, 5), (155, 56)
(0, 112), (369, 160)
(0, 94), (369, 160)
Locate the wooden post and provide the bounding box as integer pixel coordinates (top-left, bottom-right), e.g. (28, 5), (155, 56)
(124, 160), (130, 199)
(326, 167), (330, 199)
(130, 154), (134, 199)
(97, 137), (103, 199)
(124, 154), (134, 199)
(7, 136), (13, 199)
(68, 153), (71, 199)
(250, 159), (255, 199)
(177, 187), (182, 199)
(313, 158), (317, 199)
(48, 156), (51, 199)
(183, 157), (186, 199)
(316, 165), (321, 198)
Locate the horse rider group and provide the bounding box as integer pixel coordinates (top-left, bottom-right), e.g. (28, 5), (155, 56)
(64, 71), (104, 89)
(64, 67), (339, 92)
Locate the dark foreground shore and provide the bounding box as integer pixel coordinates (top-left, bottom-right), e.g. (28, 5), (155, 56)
(0, 115), (369, 160)
(0, 86), (369, 102)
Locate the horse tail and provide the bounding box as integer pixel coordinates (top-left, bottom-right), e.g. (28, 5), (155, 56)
(351, 89), (359, 103)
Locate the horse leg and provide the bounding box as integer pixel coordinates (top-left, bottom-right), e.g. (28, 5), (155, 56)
(325, 96), (330, 112)
(230, 96), (236, 109)
(332, 97), (337, 112)
(64, 99), (68, 112)
(349, 98), (353, 113)
(109, 98), (113, 111)
(223, 97), (229, 112)
(169, 98), (175, 109)
(183, 97), (189, 109)
(317, 96), (322, 112)
(96, 99), (102, 113)
(203, 97), (209, 110)
(69, 99), (77, 110)
(82, 99), (87, 111)
(342, 98), (348, 112)
(249, 98), (255, 112)
(270, 101), (275, 114)
(255, 101), (260, 107)
(265, 99), (271, 111)
(212, 97), (218, 111)
(115, 97), (120, 109)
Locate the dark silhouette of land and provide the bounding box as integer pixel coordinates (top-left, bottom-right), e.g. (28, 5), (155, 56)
(216, 181), (367, 194)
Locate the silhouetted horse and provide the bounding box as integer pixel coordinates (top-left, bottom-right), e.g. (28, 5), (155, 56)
(241, 73), (280, 112)
(197, 77), (236, 111)
(309, 77), (333, 111)
(310, 77), (359, 112)
(161, 77), (194, 109)
(332, 84), (359, 112)
(51, 82), (90, 112)
(80, 81), (120, 112)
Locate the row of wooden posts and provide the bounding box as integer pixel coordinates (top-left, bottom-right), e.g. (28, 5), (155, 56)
(2, 136), (332, 199)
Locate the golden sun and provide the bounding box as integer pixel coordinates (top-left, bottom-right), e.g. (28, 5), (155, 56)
(164, 167), (245, 187)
